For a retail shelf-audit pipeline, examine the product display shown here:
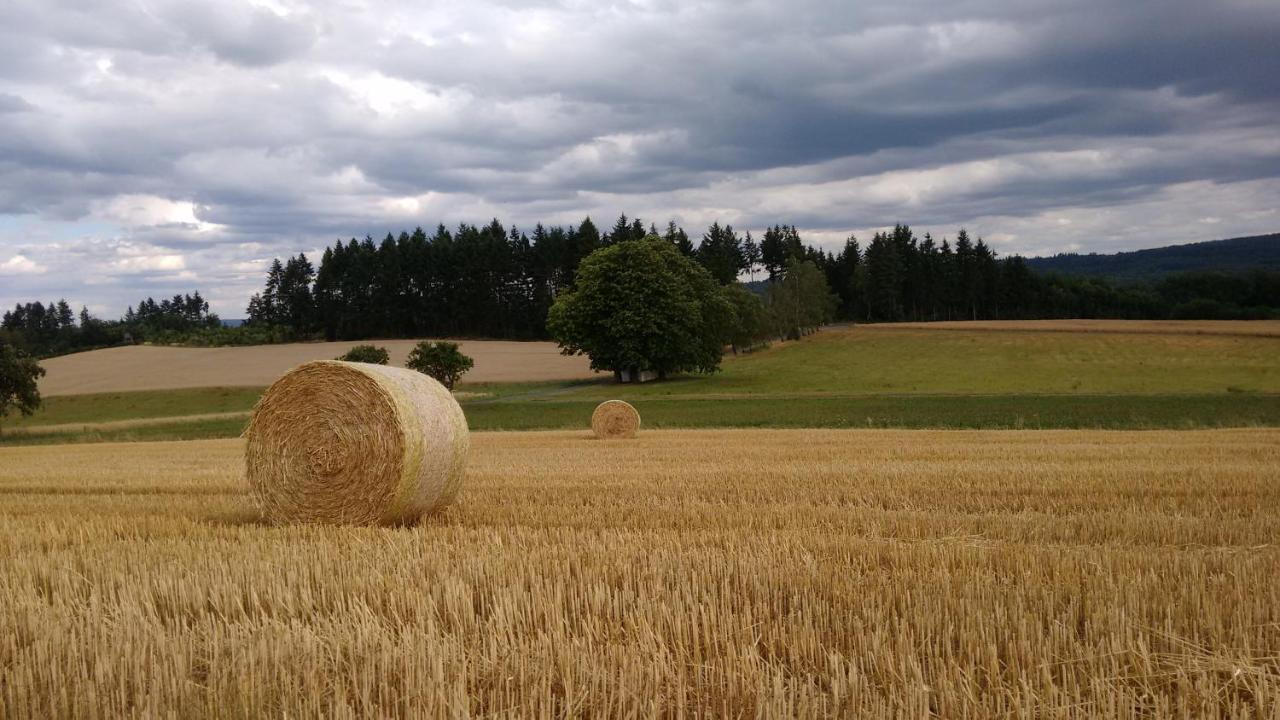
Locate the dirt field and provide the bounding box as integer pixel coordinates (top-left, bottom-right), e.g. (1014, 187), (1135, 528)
(38, 339), (602, 396)
(2, 428), (1276, 717)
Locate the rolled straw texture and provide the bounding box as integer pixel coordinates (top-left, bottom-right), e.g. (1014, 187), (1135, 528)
(591, 399), (641, 439)
(244, 360), (469, 525)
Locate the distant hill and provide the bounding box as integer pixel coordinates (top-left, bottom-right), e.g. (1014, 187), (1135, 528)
(1025, 233), (1280, 282)
(220, 318), (245, 328)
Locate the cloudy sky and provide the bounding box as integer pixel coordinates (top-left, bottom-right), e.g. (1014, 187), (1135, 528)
(1, 0), (1278, 317)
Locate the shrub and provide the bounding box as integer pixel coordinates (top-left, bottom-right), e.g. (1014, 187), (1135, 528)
(405, 341), (474, 390)
(337, 344), (390, 364)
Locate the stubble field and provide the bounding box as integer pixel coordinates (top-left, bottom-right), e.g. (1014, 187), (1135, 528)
(3, 428), (1277, 717)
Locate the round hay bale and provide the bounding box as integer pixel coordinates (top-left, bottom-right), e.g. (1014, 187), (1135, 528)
(244, 360), (469, 525)
(591, 399), (640, 439)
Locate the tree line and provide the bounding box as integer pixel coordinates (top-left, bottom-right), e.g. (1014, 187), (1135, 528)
(246, 216), (1280, 341)
(4, 215), (1278, 360)
(1, 293), (223, 358)
(242, 216), (842, 347)
(812, 224), (1280, 322)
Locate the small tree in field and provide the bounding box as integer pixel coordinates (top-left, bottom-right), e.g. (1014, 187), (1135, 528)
(406, 341), (474, 390)
(337, 344), (390, 364)
(0, 339), (45, 436)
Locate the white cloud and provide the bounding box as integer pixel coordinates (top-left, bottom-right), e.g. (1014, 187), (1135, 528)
(94, 195), (223, 233)
(319, 69), (456, 119)
(0, 254), (45, 275)
(107, 254), (186, 273)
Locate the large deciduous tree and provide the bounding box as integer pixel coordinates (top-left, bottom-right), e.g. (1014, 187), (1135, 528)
(0, 339), (44, 435)
(547, 235), (734, 380)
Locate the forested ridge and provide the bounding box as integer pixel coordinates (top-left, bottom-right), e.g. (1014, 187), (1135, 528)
(4, 214), (1279, 359)
(1026, 233), (1280, 281)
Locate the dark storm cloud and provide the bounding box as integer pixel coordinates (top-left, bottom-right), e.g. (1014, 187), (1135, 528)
(1, 0), (1278, 315)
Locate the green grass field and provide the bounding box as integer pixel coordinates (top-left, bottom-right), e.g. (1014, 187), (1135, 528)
(4, 324), (1277, 445)
(553, 326), (1280, 398)
(3, 387), (263, 428)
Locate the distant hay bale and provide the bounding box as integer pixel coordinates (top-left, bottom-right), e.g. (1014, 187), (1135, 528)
(243, 360), (469, 525)
(591, 400), (640, 439)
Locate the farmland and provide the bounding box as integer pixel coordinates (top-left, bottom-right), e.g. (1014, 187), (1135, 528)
(2, 429), (1277, 716)
(4, 320), (1279, 716)
(36, 338), (601, 396)
(5, 321), (1278, 444)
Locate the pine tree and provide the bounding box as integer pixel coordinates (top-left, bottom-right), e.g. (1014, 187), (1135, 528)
(742, 232), (761, 282)
(825, 237), (862, 320)
(262, 258), (284, 324)
(760, 226), (786, 281)
(663, 221), (694, 257)
(55, 300), (74, 329)
(938, 239), (958, 320)
(863, 232), (902, 320)
(782, 225), (805, 261)
(695, 222), (745, 285)
(606, 214), (631, 246)
(574, 217), (601, 267)
(955, 229), (978, 320)
(975, 238), (999, 319)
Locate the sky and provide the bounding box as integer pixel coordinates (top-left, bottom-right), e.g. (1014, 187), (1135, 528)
(1, 0), (1278, 317)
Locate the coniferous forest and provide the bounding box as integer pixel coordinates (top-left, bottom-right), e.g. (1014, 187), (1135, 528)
(3, 215), (1279, 358)
(243, 217), (1280, 342)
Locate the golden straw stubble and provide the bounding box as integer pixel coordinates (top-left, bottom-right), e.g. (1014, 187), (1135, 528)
(591, 399), (641, 439)
(243, 360), (469, 526)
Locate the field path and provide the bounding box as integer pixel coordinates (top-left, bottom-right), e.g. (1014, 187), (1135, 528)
(39, 339), (602, 396)
(3, 410), (253, 436)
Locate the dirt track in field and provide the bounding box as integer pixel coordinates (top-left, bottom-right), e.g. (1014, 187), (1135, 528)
(39, 340), (602, 396)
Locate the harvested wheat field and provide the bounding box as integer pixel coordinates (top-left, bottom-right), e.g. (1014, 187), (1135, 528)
(2, 429), (1278, 717)
(37, 339), (601, 396)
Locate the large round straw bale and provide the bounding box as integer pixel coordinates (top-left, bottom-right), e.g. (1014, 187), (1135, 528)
(244, 360), (469, 525)
(591, 399), (640, 439)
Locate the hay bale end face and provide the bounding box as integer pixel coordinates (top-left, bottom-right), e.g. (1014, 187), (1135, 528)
(244, 360), (469, 526)
(591, 400), (640, 439)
